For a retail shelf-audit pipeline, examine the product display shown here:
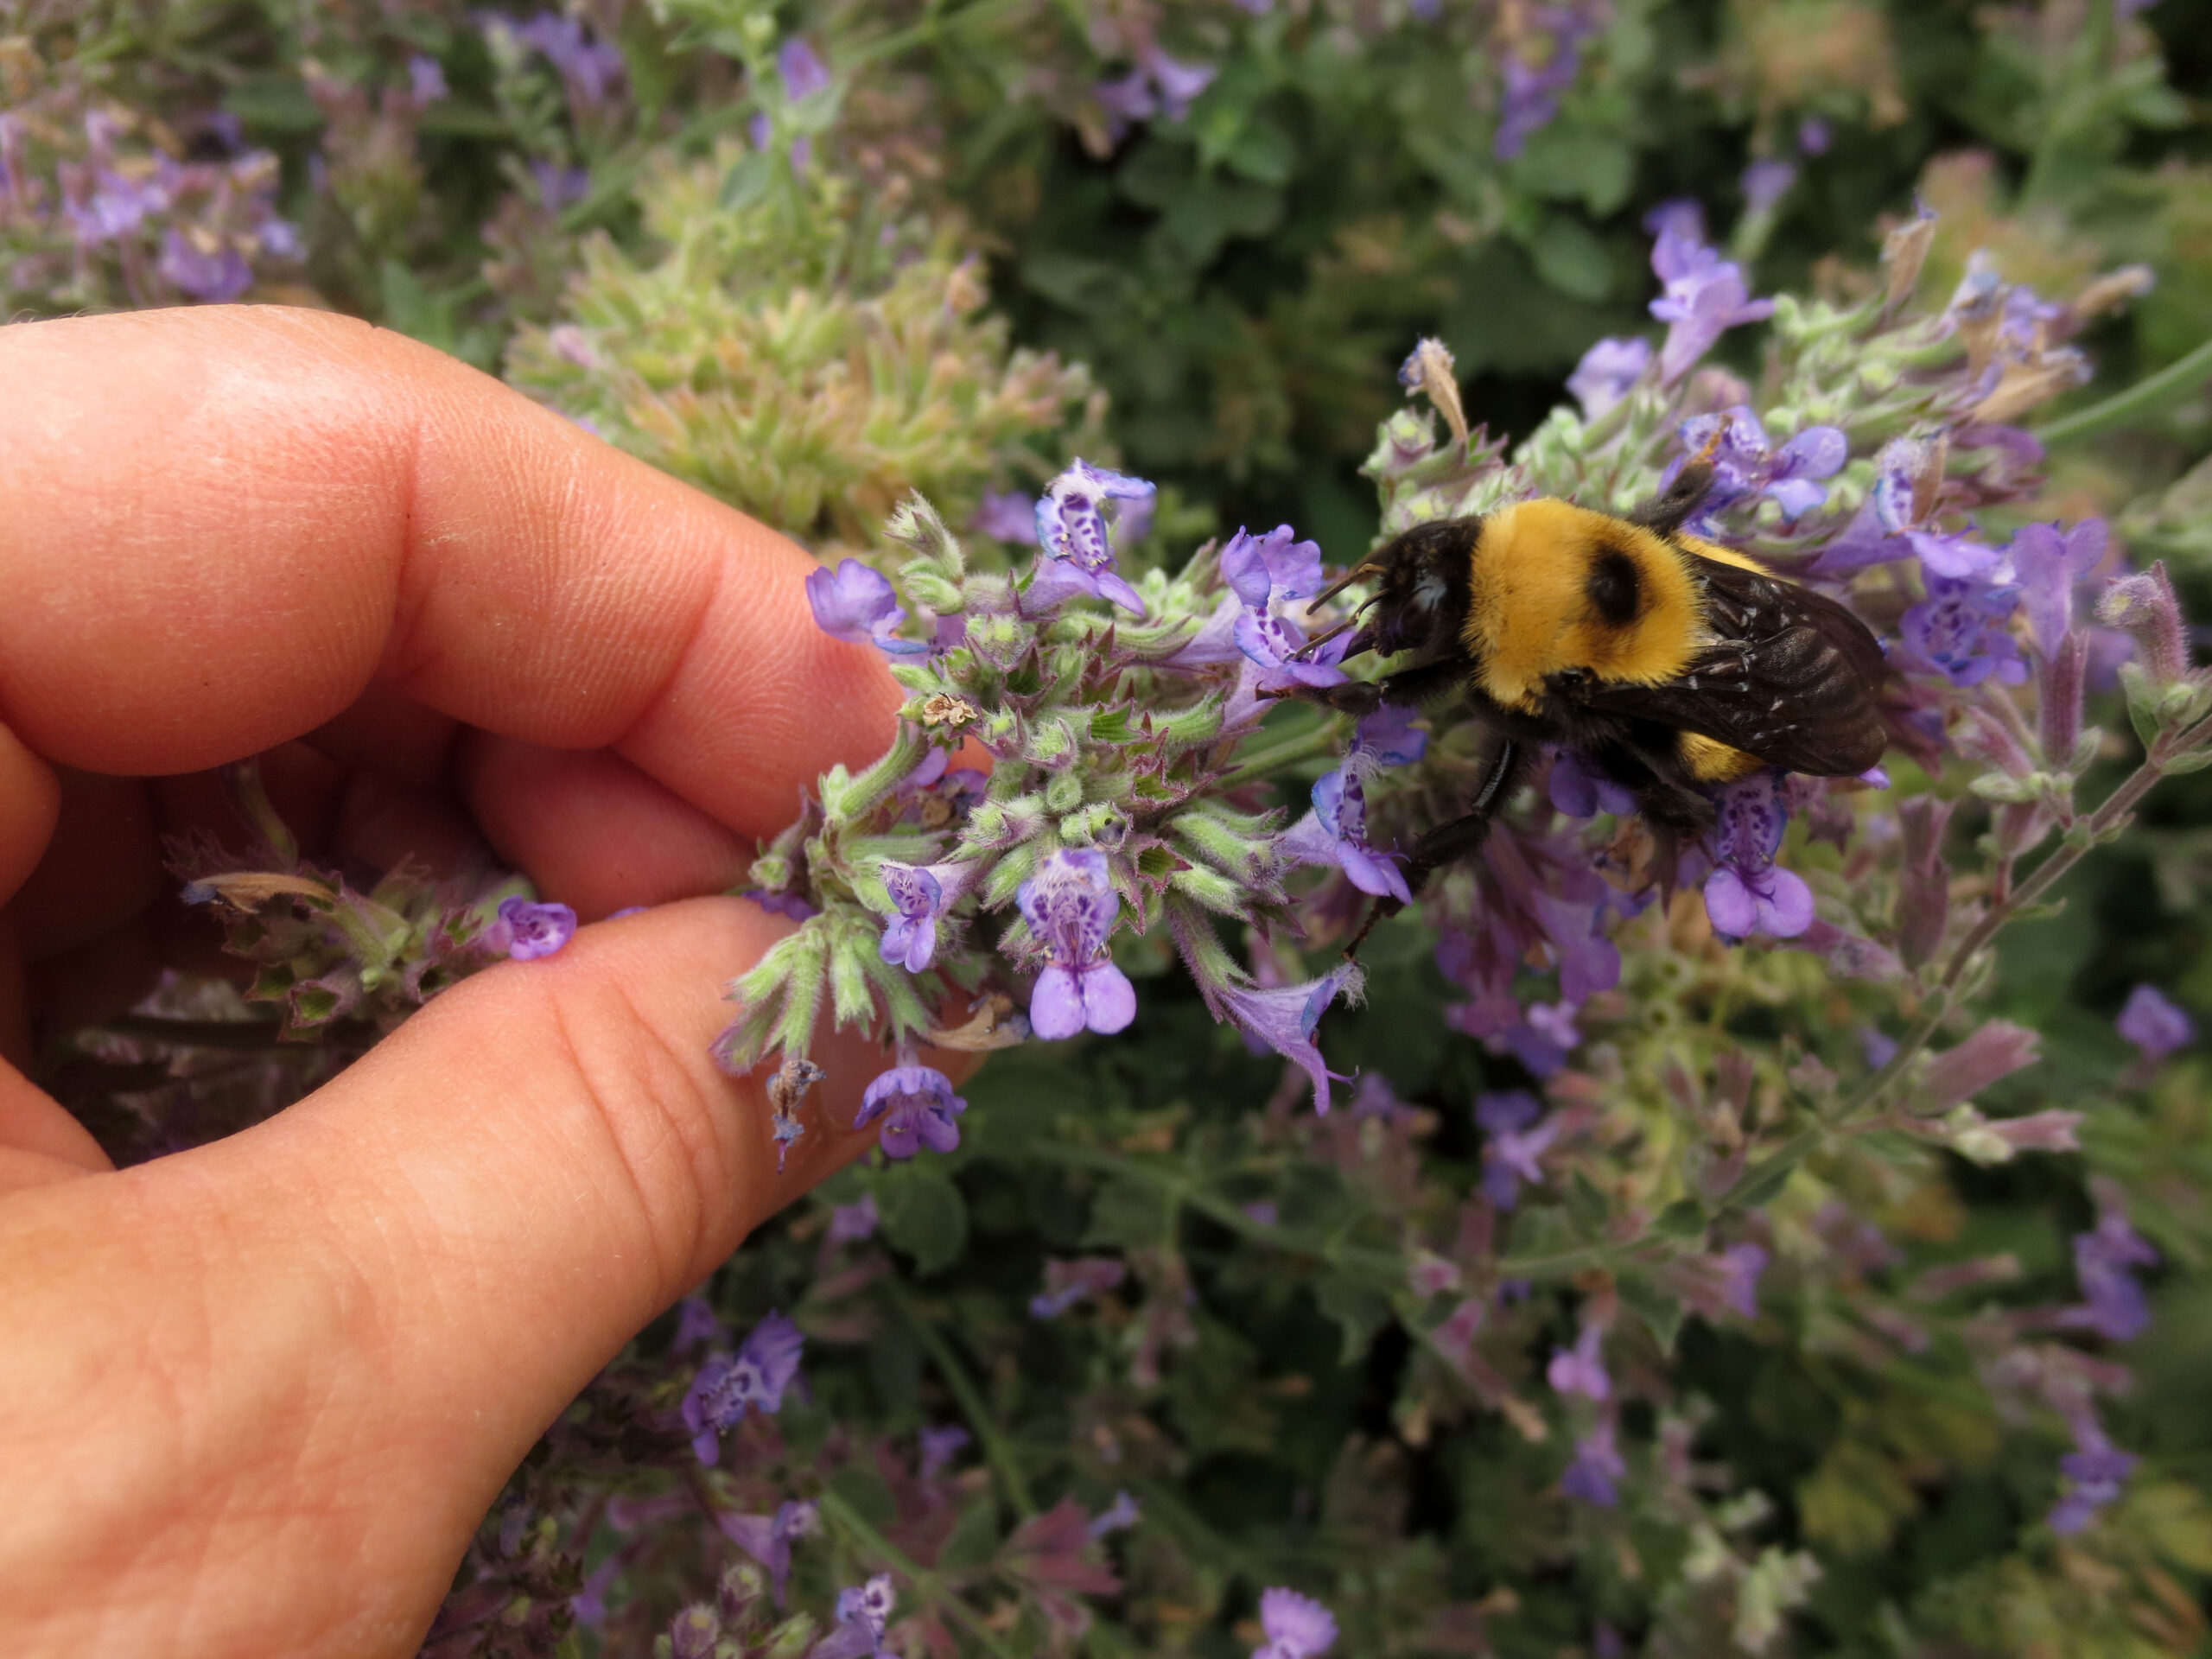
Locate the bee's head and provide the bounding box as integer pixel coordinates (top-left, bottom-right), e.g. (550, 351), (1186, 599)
(1316, 519), (1478, 659)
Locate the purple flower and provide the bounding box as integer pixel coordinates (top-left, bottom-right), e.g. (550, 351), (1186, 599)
(805, 558), (926, 657)
(1797, 117), (1832, 154)
(2118, 983), (2194, 1063)
(1233, 607), (1353, 693)
(512, 12), (625, 108)
(1030, 461), (1155, 616)
(1910, 527), (2007, 582)
(1253, 1587), (1338, 1659)
(1547, 1323), (1611, 1401)
(1494, 4), (1599, 159)
(1713, 1243), (1768, 1318)
(1218, 962), (1363, 1114)
(1147, 50), (1217, 118)
(1281, 770), (1410, 903)
(875, 860), (979, 972)
(1809, 435), (1941, 575)
(827, 1192), (880, 1248)
(673, 1295), (721, 1355)
(1030, 1255), (1128, 1319)
(1673, 406), (1847, 524)
(1088, 1491), (1141, 1538)
(529, 160), (590, 210)
(1354, 703), (1428, 767)
(1478, 1090), (1559, 1208)
(975, 490), (1040, 544)
(919, 1424), (971, 1479)
(408, 54), (449, 105)
(1901, 569), (2027, 688)
(777, 37), (831, 99)
(683, 1311), (805, 1464)
(1741, 157), (1797, 215)
(817, 1574), (897, 1659)
(2050, 1435), (2137, 1535)
(1703, 772), (1815, 940)
(1649, 223), (1775, 383)
(2008, 520), (2109, 657)
(1221, 524), (1325, 607)
(1548, 749), (1636, 817)
(1566, 336), (1651, 421)
(497, 896), (578, 960)
(1018, 849), (1137, 1039)
(158, 229), (253, 302)
(854, 1065), (967, 1160)
(2062, 1204), (2158, 1342)
(717, 1499), (817, 1605)
(1560, 1419), (1625, 1507)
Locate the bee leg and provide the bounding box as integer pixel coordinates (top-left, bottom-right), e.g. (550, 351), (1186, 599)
(1260, 656), (1471, 719)
(1256, 680), (1383, 717)
(1344, 740), (1526, 959)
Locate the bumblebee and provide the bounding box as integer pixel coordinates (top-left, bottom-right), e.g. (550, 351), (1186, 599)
(1276, 458), (1888, 936)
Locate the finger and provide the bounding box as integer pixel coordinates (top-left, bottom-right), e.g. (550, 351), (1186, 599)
(0, 717), (60, 904)
(461, 734), (755, 918)
(7, 771), (163, 959)
(0, 898), (912, 1653)
(0, 307), (899, 843)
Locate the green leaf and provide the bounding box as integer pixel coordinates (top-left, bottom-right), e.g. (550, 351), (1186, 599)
(1726, 1130), (1821, 1214)
(1526, 214), (1612, 302)
(1315, 1273), (1392, 1364)
(1618, 1274), (1686, 1354)
(937, 1495), (1003, 1572)
(1654, 1198), (1709, 1241)
(1510, 124), (1633, 214)
(827, 1462), (899, 1529)
(721, 153), (775, 211)
(875, 1165), (969, 1275)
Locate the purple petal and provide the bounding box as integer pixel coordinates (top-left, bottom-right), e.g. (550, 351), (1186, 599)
(1703, 867), (1758, 938)
(1031, 965), (1086, 1040)
(1080, 962), (1138, 1034)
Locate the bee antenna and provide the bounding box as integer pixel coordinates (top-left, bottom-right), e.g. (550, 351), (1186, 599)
(1289, 616), (1358, 662)
(1308, 561), (1378, 612)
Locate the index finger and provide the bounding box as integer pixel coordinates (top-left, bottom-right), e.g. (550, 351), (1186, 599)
(0, 307), (897, 837)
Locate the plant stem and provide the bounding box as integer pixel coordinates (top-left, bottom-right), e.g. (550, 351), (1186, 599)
(882, 1279), (1038, 1517)
(815, 1488), (1018, 1659)
(2035, 334), (2212, 447)
(1219, 720), (1343, 790)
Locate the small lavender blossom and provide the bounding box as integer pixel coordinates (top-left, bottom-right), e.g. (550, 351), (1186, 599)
(919, 1424), (971, 1479)
(1494, 3), (1599, 159)
(1548, 750), (1636, 817)
(777, 37), (831, 99)
(1741, 158), (1797, 215)
(2117, 983), (2194, 1063)
(1353, 703), (1427, 767)
(826, 1192), (880, 1248)
(717, 1499), (817, 1605)
(1221, 523), (1324, 607)
(1713, 1243), (1769, 1318)
(1018, 849), (1138, 1039)
(1649, 219), (1775, 382)
(1218, 962), (1363, 1113)
(1030, 461), (1155, 615)
(1797, 117), (1832, 154)
(1088, 1491), (1141, 1538)
(1281, 769), (1411, 903)
(2008, 519), (2110, 657)
(1253, 1587), (1338, 1659)
(817, 1574), (897, 1659)
(1560, 1419), (1625, 1507)
(511, 12), (626, 107)
(683, 1312), (805, 1465)
(975, 490), (1039, 543)
(159, 228), (252, 302)
(2050, 1435), (2137, 1535)
(1031, 1255), (1128, 1318)
(1565, 336), (1651, 421)
(1547, 1324), (1611, 1401)
(1478, 1090), (1558, 1208)
(806, 558), (925, 656)
(854, 1065), (967, 1159)
(673, 1295), (721, 1356)
(498, 896), (577, 960)
(1811, 435), (1940, 574)
(408, 54), (449, 105)
(874, 860), (979, 971)
(1675, 406), (1847, 523)
(1703, 772), (1815, 941)
(1901, 569), (2027, 688)
(2061, 1205), (2158, 1342)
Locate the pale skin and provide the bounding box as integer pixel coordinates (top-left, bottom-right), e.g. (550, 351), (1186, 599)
(0, 308), (923, 1656)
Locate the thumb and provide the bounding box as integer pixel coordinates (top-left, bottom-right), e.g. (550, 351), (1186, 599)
(0, 897), (888, 1658)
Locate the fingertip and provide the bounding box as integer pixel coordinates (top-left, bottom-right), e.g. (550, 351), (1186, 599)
(0, 719), (60, 904)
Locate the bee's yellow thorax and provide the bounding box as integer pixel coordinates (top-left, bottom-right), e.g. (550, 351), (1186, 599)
(1461, 499), (1724, 711)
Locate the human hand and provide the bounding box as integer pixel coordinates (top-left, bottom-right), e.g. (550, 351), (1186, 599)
(0, 308), (908, 1656)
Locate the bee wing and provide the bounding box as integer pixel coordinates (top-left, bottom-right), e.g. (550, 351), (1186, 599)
(1566, 556), (1890, 776)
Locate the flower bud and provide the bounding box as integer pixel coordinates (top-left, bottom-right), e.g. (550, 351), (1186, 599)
(886, 493), (966, 576)
(901, 569), (964, 613)
(963, 612), (1026, 667)
(2097, 563), (2189, 685)
(1920, 1020), (2040, 1111)
(1029, 716), (1081, 771)
(1881, 203), (1938, 314)
(1060, 801), (1130, 849)
(2039, 632), (2088, 767)
(1896, 796), (1952, 970)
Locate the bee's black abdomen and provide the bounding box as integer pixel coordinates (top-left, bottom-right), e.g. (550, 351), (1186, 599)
(1585, 547), (1643, 627)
